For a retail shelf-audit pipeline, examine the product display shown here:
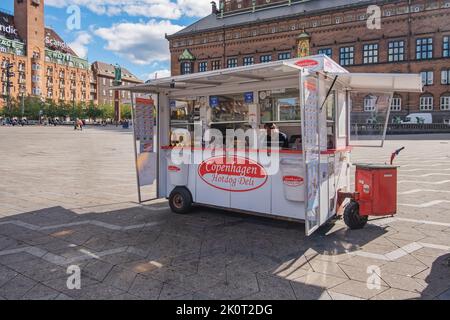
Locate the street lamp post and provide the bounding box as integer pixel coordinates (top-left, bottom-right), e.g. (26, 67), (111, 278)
(72, 89), (76, 127)
(113, 64), (122, 126)
(21, 93), (25, 117)
(5, 62), (15, 113)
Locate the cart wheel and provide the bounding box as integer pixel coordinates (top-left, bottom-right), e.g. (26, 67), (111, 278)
(169, 187), (192, 214)
(344, 201), (368, 230)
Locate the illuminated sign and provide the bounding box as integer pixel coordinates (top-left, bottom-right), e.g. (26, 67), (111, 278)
(0, 36), (25, 55)
(45, 36), (69, 51)
(0, 25), (17, 35)
(46, 50), (73, 62)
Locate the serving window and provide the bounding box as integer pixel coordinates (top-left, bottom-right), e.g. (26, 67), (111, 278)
(170, 99), (200, 124)
(169, 99), (200, 146)
(210, 93), (249, 123)
(260, 88), (301, 123)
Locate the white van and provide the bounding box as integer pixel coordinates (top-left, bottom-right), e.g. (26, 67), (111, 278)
(401, 113), (433, 124)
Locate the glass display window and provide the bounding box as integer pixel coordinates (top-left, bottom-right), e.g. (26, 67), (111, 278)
(170, 99), (200, 124)
(210, 93), (249, 123)
(260, 88), (301, 123)
(325, 91), (336, 122)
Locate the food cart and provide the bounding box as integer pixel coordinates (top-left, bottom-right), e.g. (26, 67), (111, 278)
(126, 55), (422, 236)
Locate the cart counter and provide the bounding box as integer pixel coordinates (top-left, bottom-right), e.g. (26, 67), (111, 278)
(161, 146), (351, 221)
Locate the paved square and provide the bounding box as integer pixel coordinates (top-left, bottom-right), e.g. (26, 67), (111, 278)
(0, 126), (449, 300)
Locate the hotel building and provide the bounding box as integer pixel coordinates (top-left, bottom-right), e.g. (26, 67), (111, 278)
(0, 0), (142, 111)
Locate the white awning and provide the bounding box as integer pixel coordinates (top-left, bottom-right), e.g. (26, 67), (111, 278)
(123, 55), (422, 95)
(125, 61), (302, 94)
(331, 73), (423, 93)
(124, 55), (344, 94)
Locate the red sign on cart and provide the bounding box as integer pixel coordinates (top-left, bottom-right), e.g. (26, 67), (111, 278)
(168, 166), (181, 172)
(198, 156), (268, 192)
(283, 176), (305, 187)
(295, 59), (319, 68)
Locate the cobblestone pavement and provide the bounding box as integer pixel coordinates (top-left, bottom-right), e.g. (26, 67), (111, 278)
(0, 126), (449, 300)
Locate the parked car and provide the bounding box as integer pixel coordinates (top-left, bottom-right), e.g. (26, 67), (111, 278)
(401, 113), (433, 124)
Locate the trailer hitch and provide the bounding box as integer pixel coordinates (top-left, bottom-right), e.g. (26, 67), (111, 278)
(390, 147), (405, 165)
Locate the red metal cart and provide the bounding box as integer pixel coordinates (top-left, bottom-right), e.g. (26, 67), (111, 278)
(338, 148), (404, 229)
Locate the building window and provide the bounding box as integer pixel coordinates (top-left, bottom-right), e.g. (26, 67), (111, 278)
(180, 62), (192, 75)
(443, 36), (449, 58)
(212, 60), (221, 70)
(260, 55), (272, 63)
(416, 38), (433, 60)
(318, 48), (332, 57)
(364, 95), (377, 112)
(198, 61), (208, 72)
(441, 95), (450, 110)
(227, 58), (238, 68)
(278, 52), (291, 60)
(442, 69), (450, 84)
(243, 56), (254, 66)
(390, 97), (402, 111)
(340, 46), (354, 66)
(420, 71), (434, 86)
(363, 43), (379, 64)
(388, 40), (405, 62)
(420, 95), (434, 110)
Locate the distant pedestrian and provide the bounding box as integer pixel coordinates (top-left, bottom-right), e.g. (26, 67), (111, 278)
(74, 118), (83, 131)
(77, 119), (84, 131)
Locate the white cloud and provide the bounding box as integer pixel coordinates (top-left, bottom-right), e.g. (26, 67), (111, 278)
(45, 0), (211, 19)
(68, 31), (92, 58)
(94, 19), (184, 65)
(147, 69), (171, 80)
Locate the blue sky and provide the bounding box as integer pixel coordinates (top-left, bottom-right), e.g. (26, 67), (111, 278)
(0, 0), (211, 80)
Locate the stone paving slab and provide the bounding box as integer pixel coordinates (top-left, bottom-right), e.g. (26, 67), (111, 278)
(0, 127), (449, 300)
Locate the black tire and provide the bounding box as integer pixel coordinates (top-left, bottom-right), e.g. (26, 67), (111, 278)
(169, 187), (193, 214)
(344, 201), (368, 230)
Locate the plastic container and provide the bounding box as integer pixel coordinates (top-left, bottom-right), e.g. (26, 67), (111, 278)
(167, 151), (189, 186)
(280, 158), (305, 202)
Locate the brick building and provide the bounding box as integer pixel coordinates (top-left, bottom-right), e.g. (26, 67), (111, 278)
(0, 0), (90, 107)
(0, 0), (142, 112)
(166, 0), (450, 123)
(91, 61), (143, 106)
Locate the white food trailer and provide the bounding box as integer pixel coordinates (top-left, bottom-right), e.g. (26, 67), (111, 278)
(127, 55), (421, 236)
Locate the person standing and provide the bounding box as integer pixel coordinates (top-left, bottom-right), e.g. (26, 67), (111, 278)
(77, 119), (84, 131)
(264, 123), (289, 149)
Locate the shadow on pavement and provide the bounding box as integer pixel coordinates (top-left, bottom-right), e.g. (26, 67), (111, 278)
(421, 254), (450, 300)
(0, 204), (388, 300)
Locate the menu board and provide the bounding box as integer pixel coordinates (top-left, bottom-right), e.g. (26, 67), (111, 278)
(302, 75), (320, 230)
(134, 98), (155, 153)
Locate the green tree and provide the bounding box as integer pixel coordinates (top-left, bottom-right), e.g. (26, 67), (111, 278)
(121, 104), (132, 120)
(44, 99), (58, 119)
(2, 97), (21, 118)
(23, 96), (42, 120)
(99, 103), (114, 120)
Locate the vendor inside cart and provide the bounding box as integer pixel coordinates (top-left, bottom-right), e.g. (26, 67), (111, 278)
(168, 85), (338, 152)
(264, 123), (289, 149)
(259, 87), (303, 150)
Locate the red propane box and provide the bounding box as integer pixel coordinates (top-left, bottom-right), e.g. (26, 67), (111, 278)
(355, 164), (398, 217)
